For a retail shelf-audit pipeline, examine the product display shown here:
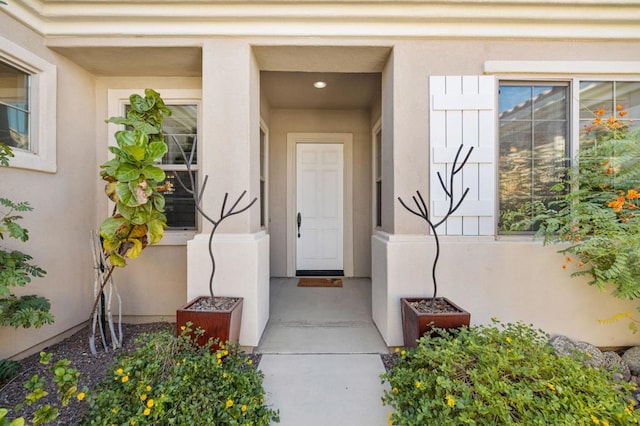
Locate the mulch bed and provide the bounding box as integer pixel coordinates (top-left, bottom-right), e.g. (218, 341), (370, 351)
(0, 322), (261, 425)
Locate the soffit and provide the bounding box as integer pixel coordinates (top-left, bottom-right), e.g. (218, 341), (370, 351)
(5, 0), (640, 40)
(261, 71), (381, 109)
(47, 46), (203, 76)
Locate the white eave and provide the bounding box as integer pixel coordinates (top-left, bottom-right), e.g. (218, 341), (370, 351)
(4, 0), (640, 40)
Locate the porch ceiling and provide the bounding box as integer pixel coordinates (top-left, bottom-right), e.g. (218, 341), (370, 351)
(261, 71), (381, 110)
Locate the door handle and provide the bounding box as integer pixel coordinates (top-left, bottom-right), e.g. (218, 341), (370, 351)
(297, 212), (302, 238)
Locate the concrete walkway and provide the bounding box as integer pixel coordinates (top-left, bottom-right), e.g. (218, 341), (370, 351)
(256, 278), (391, 426)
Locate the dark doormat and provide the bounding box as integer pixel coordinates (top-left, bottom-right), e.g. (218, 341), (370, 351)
(297, 277), (343, 287)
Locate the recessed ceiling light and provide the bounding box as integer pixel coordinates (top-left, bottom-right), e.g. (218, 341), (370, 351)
(313, 81), (327, 89)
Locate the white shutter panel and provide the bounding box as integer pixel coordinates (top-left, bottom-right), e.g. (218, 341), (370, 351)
(429, 76), (495, 236)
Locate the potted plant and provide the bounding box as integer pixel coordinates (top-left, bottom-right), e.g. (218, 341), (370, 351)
(171, 135), (256, 349)
(92, 88), (173, 354)
(397, 143), (472, 347)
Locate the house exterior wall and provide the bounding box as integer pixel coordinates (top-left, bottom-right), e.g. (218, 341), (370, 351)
(2, 0), (640, 356)
(0, 13), (96, 359)
(268, 108), (372, 277)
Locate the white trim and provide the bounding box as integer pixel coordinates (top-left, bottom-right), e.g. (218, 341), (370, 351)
(484, 61), (640, 76)
(0, 36), (57, 173)
(106, 89), (202, 245)
(286, 132), (354, 277)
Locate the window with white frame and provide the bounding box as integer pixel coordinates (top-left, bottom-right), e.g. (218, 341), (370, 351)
(373, 119), (382, 228)
(0, 62), (30, 151)
(498, 82), (570, 232)
(109, 90), (200, 234)
(0, 38), (57, 172)
(259, 122), (268, 229)
(498, 79), (640, 233)
(160, 104), (198, 230)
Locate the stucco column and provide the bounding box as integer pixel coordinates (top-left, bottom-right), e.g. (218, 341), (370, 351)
(372, 45), (432, 346)
(187, 40), (269, 347)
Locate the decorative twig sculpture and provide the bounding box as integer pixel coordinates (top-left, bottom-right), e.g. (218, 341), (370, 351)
(170, 135), (257, 299)
(398, 144), (473, 305)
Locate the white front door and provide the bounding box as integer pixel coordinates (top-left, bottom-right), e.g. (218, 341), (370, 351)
(296, 143), (344, 273)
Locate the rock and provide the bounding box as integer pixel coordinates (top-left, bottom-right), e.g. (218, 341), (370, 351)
(622, 346), (640, 376)
(549, 335), (605, 368)
(550, 335), (577, 357)
(602, 351), (631, 382)
(573, 341), (605, 368)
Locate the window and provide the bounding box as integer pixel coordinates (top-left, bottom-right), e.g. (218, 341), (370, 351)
(0, 62), (30, 151)
(498, 79), (640, 233)
(160, 105), (198, 230)
(0, 37), (57, 172)
(372, 119), (382, 228)
(108, 89), (201, 240)
(498, 83), (569, 232)
(259, 121), (268, 229)
(579, 81), (640, 143)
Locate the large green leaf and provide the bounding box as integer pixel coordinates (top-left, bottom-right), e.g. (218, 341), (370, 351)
(99, 216), (128, 240)
(147, 141), (168, 160)
(148, 217), (166, 244)
(130, 93), (156, 113)
(116, 182), (140, 208)
(151, 194), (165, 212)
(114, 164), (141, 183)
(130, 121), (159, 135)
(141, 165), (165, 182)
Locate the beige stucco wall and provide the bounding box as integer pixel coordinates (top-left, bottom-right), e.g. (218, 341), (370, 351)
(3, 24), (640, 357)
(371, 38), (640, 347)
(268, 108), (372, 277)
(0, 13), (97, 359)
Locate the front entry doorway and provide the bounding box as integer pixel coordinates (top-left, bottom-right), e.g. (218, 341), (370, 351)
(296, 143), (344, 275)
(286, 133), (353, 277)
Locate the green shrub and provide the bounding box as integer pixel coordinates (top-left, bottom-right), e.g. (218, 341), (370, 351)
(0, 359), (20, 384)
(382, 321), (639, 425)
(0, 143), (52, 329)
(82, 326), (279, 425)
(1, 352), (83, 426)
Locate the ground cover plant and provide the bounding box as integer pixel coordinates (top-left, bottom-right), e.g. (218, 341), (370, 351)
(382, 320), (640, 425)
(82, 324), (279, 425)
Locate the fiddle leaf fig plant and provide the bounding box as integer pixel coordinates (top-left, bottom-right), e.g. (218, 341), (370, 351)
(90, 89), (172, 322)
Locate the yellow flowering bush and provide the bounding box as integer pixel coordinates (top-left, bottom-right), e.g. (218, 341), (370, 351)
(81, 326), (279, 425)
(382, 321), (640, 425)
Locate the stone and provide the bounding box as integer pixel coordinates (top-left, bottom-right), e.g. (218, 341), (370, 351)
(549, 335), (605, 369)
(573, 341), (605, 369)
(549, 335), (577, 358)
(622, 346), (640, 376)
(602, 351), (631, 382)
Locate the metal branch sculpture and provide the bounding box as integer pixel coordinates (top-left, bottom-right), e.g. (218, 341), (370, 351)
(398, 144), (473, 305)
(171, 135), (257, 299)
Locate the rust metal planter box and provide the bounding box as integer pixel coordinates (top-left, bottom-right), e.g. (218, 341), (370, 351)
(401, 297), (470, 348)
(176, 296), (243, 349)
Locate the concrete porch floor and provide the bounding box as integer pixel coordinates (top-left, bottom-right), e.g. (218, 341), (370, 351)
(257, 277), (391, 425)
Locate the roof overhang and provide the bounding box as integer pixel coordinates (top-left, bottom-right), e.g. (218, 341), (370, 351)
(4, 0), (640, 40)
